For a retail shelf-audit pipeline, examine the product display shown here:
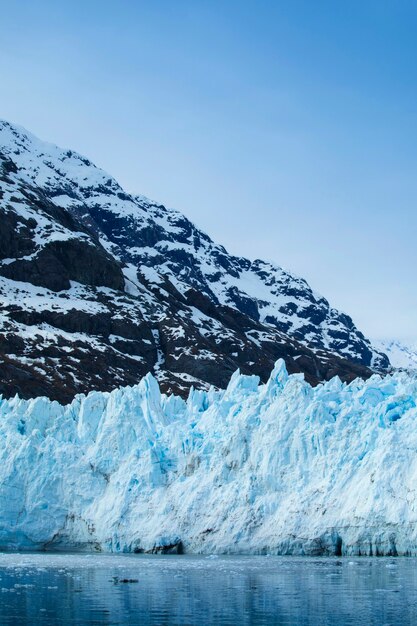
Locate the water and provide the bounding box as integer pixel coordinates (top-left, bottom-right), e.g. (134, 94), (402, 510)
(0, 553), (416, 625)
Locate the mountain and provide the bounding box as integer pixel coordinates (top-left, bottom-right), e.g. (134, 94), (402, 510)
(0, 120), (389, 402)
(1, 362), (416, 555)
(374, 339), (417, 371)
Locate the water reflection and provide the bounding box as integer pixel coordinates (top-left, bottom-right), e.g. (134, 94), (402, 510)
(0, 553), (416, 625)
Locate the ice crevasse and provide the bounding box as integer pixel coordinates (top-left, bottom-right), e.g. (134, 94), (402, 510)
(1, 360), (417, 556)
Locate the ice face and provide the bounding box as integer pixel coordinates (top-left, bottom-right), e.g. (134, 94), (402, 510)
(0, 361), (416, 555)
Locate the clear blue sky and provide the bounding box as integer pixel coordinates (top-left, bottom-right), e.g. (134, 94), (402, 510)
(1, 0), (416, 341)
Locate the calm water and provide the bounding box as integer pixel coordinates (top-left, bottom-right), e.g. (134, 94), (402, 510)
(0, 553), (416, 625)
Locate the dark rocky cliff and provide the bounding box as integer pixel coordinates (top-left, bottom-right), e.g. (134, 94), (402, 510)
(0, 121), (389, 402)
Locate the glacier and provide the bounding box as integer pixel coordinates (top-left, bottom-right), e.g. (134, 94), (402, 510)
(1, 360), (417, 556)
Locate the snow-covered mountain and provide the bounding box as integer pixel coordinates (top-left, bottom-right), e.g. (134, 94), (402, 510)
(0, 120), (389, 401)
(374, 339), (417, 371)
(1, 361), (416, 555)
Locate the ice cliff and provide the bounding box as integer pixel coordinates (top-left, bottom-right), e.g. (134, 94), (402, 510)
(1, 360), (417, 556)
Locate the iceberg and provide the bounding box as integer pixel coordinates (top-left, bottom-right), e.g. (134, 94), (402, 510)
(1, 360), (417, 556)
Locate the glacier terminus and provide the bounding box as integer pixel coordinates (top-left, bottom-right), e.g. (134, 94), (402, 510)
(1, 360), (416, 557)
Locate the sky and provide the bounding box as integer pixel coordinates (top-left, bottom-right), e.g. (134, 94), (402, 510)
(0, 0), (416, 341)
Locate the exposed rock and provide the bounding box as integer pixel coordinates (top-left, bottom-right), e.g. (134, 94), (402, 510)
(0, 119), (390, 402)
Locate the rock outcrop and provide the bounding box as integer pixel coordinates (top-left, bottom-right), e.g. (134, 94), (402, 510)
(0, 120), (389, 401)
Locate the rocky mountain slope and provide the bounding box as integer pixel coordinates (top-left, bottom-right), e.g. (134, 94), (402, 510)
(0, 120), (389, 402)
(1, 361), (416, 555)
